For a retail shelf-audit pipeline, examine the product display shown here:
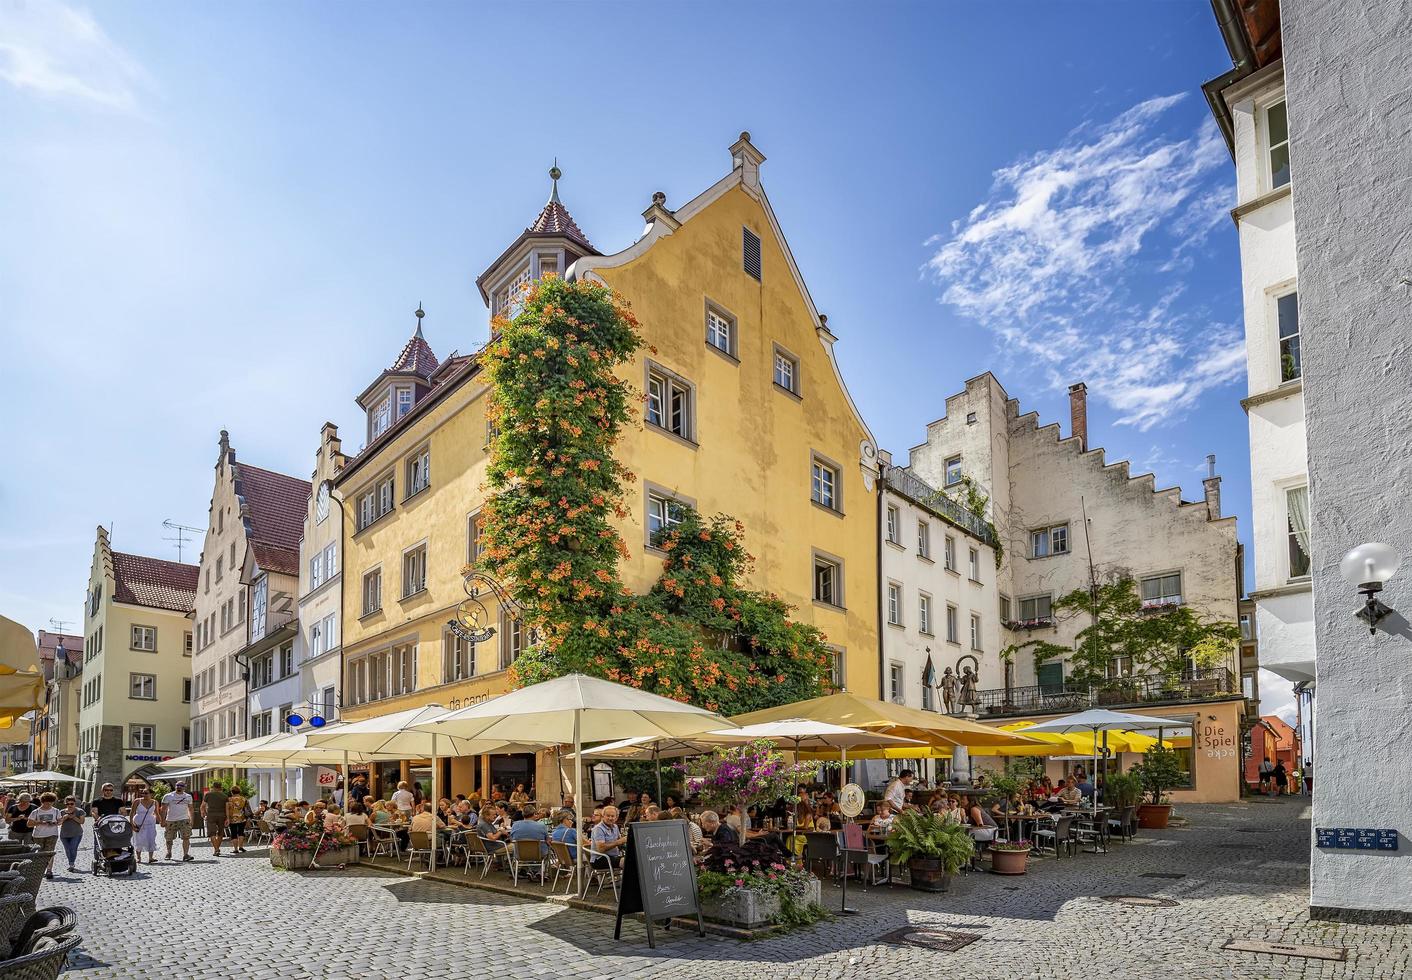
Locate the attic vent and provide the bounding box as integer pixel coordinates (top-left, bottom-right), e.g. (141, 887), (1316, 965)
(743, 227), (762, 281)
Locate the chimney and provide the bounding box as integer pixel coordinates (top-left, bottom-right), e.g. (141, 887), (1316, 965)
(1068, 382), (1088, 451)
(1203, 454), (1222, 520)
(729, 131), (766, 191)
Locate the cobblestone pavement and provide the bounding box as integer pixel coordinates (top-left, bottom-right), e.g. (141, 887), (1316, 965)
(35, 797), (1409, 979)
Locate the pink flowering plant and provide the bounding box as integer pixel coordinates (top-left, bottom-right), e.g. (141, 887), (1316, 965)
(679, 739), (831, 813)
(697, 836), (825, 928)
(272, 821), (357, 855)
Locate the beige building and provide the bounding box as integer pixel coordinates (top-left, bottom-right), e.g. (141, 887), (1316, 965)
(901, 374), (1246, 799)
(189, 432), (309, 774)
(78, 527), (197, 792)
(36, 629), (83, 773)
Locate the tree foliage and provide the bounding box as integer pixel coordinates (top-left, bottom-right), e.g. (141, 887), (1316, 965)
(478, 275), (832, 715)
(1001, 574), (1240, 687)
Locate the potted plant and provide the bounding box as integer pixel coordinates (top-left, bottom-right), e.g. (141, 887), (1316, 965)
(697, 837), (824, 929)
(1130, 745), (1187, 829)
(270, 822), (361, 869)
(981, 771), (1031, 875)
(886, 809), (976, 892)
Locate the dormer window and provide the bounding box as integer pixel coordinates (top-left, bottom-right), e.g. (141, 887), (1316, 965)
(396, 386), (414, 420)
(370, 395), (392, 440)
(495, 266), (532, 320)
(536, 252), (559, 279)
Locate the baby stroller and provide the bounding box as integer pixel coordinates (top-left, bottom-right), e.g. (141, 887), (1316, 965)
(93, 814), (137, 876)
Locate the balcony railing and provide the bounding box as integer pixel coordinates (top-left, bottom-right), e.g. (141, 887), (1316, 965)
(973, 668), (1238, 718)
(884, 468), (997, 546)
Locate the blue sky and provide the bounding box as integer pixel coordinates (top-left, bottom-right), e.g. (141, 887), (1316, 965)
(0, 1), (1268, 704)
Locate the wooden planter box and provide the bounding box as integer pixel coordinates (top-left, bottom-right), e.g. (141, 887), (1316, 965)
(702, 877), (822, 928)
(271, 846), (360, 869)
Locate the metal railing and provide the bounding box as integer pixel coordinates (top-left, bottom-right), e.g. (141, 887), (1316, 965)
(883, 468), (997, 546)
(974, 668), (1238, 718)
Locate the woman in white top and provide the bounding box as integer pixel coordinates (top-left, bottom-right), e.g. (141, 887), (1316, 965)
(30, 792), (62, 879)
(390, 781), (415, 816)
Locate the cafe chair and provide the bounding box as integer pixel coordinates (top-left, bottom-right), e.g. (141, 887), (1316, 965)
(546, 840), (579, 894)
(0, 933), (80, 980)
(345, 824), (370, 856)
(508, 839), (547, 886)
(1108, 805), (1138, 843)
(1033, 815), (1075, 858)
(1072, 813), (1108, 854)
(842, 823), (889, 887)
(803, 832), (841, 882)
(405, 831), (436, 872)
(0, 895), (31, 958)
(462, 834), (505, 879)
(581, 847), (621, 901)
(368, 825), (401, 863)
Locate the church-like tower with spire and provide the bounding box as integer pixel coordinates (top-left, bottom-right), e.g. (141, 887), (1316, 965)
(476, 165), (599, 320)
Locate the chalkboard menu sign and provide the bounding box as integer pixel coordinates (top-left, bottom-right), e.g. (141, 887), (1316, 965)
(614, 819), (703, 948)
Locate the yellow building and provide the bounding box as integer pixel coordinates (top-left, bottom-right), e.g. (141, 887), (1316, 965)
(79, 527), (198, 792)
(337, 134), (879, 800)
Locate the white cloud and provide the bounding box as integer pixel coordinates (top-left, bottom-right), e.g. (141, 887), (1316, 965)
(0, 0), (151, 111)
(927, 95), (1241, 430)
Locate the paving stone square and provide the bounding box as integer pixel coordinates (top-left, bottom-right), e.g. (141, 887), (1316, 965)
(34, 797), (1410, 979)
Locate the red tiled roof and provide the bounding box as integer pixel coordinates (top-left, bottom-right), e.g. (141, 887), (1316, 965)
(390, 326), (439, 379)
(111, 552), (199, 613)
(35, 631), (82, 660)
(528, 199), (594, 252)
(235, 464), (311, 577)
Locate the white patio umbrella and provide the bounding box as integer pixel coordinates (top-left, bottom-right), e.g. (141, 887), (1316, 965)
(1021, 709), (1189, 815)
(578, 734), (748, 804)
(301, 705), (544, 872)
(421, 674), (737, 894)
(225, 726), (411, 803)
(1, 770), (85, 784)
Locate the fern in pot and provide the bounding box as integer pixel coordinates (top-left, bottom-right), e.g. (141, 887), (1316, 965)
(885, 809), (976, 893)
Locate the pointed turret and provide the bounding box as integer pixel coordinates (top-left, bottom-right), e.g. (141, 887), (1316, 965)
(356, 305), (442, 445)
(476, 164), (600, 316)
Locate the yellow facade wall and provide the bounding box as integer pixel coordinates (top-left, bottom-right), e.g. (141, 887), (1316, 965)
(339, 178), (880, 728)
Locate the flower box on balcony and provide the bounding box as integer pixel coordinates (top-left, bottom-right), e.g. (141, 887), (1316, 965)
(1005, 618), (1055, 632)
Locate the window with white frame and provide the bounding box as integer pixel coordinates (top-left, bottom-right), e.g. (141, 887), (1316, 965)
(315, 483), (330, 524)
(251, 652), (274, 689)
(322, 612), (338, 651)
(1018, 594), (1053, 622)
(310, 553), (324, 590)
(467, 511), (483, 563)
(370, 394), (392, 440)
(917, 521), (931, 559)
(362, 568), (382, 616)
(280, 643), (294, 677)
(129, 724), (155, 750)
(946, 604), (958, 643)
(826, 647), (845, 690)
(357, 476), (395, 531)
(1287, 485), (1311, 578)
(811, 456), (840, 511)
(536, 252), (559, 279)
(944, 455), (962, 487)
(1277, 290), (1300, 383)
(130, 625), (156, 652)
(406, 447), (431, 498)
(396, 385), (414, 420)
(999, 594), (1011, 623)
(919, 594), (932, 635)
(499, 614), (526, 671)
(646, 365), (694, 441)
(970, 613), (982, 650)
(443, 630), (475, 683)
(773, 346), (799, 395)
(1030, 524), (1069, 558)
(309, 620), (323, 659)
(889, 663), (904, 704)
(251, 577), (268, 640)
(705, 304), (735, 356)
(216, 556), (223, 582)
(647, 491), (685, 542)
(324, 541), (338, 578)
(813, 554), (842, 607)
(1140, 572), (1183, 608)
(885, 505), (899, 544)
(968, 547), (980, 581)
(129, 673), (156, 700)
(1266, 99), (1290, 189)
(887, 583), (902, 626)
(944, 534), (955, 570)
(402, 544), (428, 598)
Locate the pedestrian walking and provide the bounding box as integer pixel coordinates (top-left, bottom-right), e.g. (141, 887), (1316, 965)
(30, 793), (61, 879)
(226, 785), (250, 854)
(6, 792), (36, 847)
(160, 781), (195, 862)
(1272, 760), (1288, 796)
(58, 796), (85, 872)
(131, 787), (159, 864)
(89, 783), (125, 820)
(202, 781), (229, 857)
(1257, 757), (1273, 795)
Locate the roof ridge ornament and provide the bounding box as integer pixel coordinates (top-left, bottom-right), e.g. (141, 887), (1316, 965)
(549, 159), (561, 204)
(415, 301), (425, 339)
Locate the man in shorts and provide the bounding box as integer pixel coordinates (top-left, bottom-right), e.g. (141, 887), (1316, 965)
(160, 781), (195, 862)
(202, 780), (229, 857)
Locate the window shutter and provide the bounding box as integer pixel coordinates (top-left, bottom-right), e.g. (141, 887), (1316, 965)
(742, 227), (762, 281)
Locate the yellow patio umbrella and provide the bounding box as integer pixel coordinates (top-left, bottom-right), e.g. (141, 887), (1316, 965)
(0, 617), (40, 672)
(731, 692), (1044, 750)
(0, 617), (44, 728)
(986, 722), (1166, 757)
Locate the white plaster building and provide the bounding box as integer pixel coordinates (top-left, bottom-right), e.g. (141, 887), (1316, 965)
(1204, 17), (1314, 690)
(903, 374), (1241, 702)
(190, 432), (309, 789)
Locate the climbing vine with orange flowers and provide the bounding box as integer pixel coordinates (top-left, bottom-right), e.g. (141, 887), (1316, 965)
(477, 275), (832, 715)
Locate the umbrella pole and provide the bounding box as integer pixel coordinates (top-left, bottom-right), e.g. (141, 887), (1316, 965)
(572, 714), (583, 898)
(654, 744), (662, 806)
(429, 734), (438, 874)
(280, 761), (287, 803)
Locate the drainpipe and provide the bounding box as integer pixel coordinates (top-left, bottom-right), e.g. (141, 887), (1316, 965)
(327, 479), (347, 727)
(876, 461), (887, 702)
